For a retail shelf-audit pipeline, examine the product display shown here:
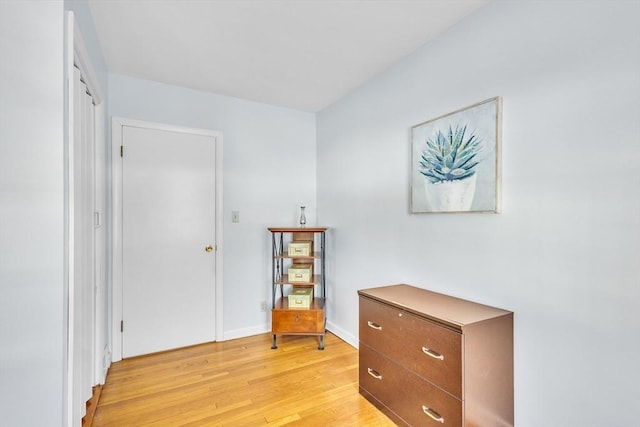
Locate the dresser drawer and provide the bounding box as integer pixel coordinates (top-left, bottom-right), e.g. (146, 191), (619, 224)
(359, 295), (462, 397)
(272, 308), (324, 334)
(360, 343), (462, 426)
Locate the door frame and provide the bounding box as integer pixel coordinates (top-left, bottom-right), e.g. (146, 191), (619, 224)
(65, 11), (106, 427)
(111, 117), (224, 362)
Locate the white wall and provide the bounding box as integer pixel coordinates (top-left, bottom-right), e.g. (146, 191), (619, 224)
(108, 74), (316, 338)
(0, 1), (65, 425)
(317, 1), (640, 426)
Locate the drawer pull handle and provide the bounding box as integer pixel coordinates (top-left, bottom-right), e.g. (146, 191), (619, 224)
(367, 321), (382, 330)
(367, 368), (382, 380)
(422, 406), (444, 423)
(422, 347), (444, 360)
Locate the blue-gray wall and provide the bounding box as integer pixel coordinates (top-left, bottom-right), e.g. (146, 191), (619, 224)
(2, 1), (639, 425)
(0, 1), (108, 425)
(317, 1), (640, 426)
(108, 74), (317, 340)
(0, 2), (65, 425)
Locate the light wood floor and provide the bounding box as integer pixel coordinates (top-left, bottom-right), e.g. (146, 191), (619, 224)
(93, 333), (394, 426)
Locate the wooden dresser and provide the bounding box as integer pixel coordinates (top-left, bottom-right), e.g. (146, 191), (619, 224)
(358, 284), (513, 426)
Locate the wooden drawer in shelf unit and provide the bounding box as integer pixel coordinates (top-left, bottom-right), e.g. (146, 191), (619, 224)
(271, 298), (325, 334)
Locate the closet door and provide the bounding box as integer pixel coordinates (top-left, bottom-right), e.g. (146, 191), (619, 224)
(69, 65), (96, 425)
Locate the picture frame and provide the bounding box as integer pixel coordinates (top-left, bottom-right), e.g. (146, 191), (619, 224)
(411, 96), (502, 213)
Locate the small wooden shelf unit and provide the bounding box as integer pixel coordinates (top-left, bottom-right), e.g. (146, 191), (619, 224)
(268, 227), (327, 350)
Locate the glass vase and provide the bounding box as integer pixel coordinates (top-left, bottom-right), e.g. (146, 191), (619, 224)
(299, 206), (306, 227)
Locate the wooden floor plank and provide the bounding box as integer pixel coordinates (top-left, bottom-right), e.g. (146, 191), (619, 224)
(93, 333), (394, 426)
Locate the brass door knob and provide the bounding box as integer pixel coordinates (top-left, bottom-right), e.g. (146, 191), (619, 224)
(205, 245), (213, 253)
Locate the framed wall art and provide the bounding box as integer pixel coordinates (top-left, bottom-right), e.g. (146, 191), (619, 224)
(411, 96), (502, 213)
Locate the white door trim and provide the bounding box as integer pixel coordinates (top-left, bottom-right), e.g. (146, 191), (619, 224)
(111, 117), (224, 362)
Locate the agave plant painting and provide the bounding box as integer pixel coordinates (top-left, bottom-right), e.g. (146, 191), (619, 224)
(411, 97), (501, 213)
(420, 124), (482, 183)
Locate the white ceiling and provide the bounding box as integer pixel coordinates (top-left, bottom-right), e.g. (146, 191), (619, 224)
(88, 0), (489, 112)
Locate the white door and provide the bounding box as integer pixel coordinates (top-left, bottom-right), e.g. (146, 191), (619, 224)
(121, 125), (216, 358)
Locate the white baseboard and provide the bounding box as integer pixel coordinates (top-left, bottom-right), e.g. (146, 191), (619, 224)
(101, 349), (111, 384)
(326, 320), (358, 349)
(220, 321), (359, 350)
(222, 323), (270, 341)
